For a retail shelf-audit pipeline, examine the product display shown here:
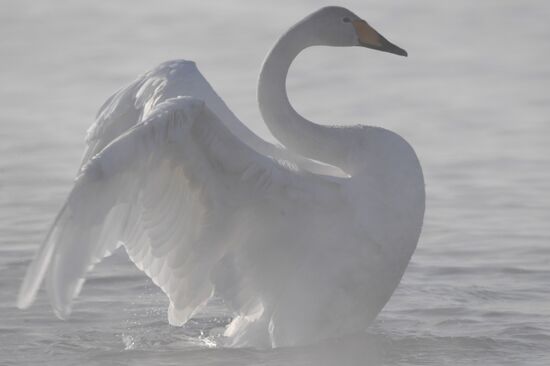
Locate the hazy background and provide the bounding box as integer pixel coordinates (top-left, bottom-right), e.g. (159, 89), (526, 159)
(1, 0), (549, 365)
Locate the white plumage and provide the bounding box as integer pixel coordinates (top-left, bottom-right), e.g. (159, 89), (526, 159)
(18, 6), (424, 348)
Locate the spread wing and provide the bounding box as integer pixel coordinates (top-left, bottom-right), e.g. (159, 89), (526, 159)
(81, 59), (342, 176)
(17, 97), (342, 326)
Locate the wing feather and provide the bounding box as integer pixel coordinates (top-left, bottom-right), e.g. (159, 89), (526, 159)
(81, 60), (343, 176)
(18, 96), (343, 326)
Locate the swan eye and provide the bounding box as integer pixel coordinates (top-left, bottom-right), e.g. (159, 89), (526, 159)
(342, 17), (351, 23)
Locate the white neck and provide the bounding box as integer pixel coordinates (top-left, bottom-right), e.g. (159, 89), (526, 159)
(258, 23), (358, 172)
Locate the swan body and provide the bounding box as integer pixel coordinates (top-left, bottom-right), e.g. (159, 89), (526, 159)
(18, 6), (424, 348)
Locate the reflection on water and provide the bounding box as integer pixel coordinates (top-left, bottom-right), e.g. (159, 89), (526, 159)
(1, 0), (549, 365)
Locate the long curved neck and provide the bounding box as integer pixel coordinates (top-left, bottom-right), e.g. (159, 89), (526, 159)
(258, 24), (357, 172)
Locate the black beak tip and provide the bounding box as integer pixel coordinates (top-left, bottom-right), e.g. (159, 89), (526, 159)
(360, 37), (408, 57)
(380, 36), (408, 57)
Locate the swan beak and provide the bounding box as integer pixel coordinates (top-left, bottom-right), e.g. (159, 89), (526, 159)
(352, 20), (408, 57)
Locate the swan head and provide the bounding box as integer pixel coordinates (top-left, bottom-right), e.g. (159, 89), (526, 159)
(301, 6), (407, 57)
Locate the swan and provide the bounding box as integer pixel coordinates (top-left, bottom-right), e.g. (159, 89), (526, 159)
(17, 6), (425, 348)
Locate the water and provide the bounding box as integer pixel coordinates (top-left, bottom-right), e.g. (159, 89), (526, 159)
(1, 0), (549, 364)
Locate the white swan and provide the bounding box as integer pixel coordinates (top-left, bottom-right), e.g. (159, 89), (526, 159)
(17, 6), (424, 348)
